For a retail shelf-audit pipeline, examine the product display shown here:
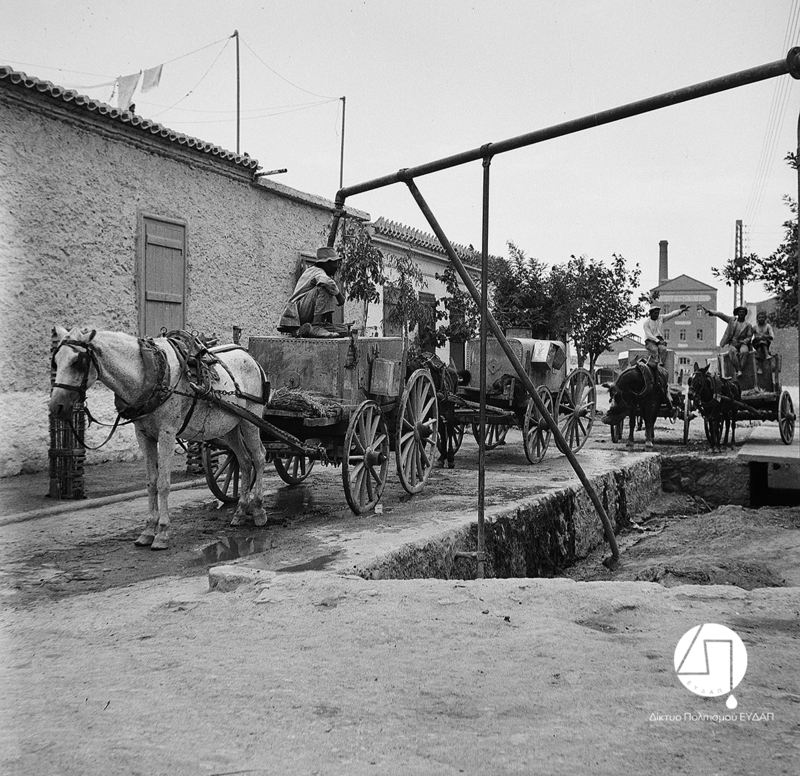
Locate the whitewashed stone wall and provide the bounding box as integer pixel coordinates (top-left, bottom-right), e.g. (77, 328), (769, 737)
(0, 89), (364, 475)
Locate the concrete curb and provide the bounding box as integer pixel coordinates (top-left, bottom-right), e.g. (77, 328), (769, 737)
(0, 478), (207, 527)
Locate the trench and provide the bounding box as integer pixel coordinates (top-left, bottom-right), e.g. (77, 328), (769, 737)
(353, 453), (798, 585)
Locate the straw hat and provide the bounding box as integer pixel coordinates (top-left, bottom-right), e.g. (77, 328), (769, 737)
(312, 246), (341, 264)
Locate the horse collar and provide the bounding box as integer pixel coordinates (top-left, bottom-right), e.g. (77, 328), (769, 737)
(114, 338), (172, 420)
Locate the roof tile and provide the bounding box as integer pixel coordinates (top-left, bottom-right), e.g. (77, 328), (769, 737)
(0, 64), (260, 172)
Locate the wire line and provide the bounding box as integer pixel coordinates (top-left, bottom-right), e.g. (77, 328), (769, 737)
(239, 36), (335, 100)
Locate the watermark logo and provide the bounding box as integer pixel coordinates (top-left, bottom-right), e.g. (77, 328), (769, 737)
(674, 624), (747, 709)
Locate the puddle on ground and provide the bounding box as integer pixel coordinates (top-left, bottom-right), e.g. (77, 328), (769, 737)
(275, 552), (341, 573)
(191, 536), (273, 567)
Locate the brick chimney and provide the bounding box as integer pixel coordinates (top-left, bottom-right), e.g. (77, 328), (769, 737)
(659, 240), (669, 286)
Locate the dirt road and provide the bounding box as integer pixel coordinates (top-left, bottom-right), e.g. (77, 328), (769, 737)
(2, 406), (799, 775)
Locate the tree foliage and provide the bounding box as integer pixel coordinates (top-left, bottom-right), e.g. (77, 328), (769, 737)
(751, 152), (798, 327)
(384, 252), (430, 339)
(488, 242), (554, 336)
(550, 254), (644, 370)
(435, 263), (480, 344)
(335, 220), (386, 325)
(488, 244), (643, 370)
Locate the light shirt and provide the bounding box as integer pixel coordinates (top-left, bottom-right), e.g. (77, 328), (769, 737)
(643, 308), (684, 342)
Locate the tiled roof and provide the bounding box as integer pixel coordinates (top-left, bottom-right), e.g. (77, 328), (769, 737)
(652, 273), (716, 293)
(372, 217), (485, 266)
(0, 65), (260, 172)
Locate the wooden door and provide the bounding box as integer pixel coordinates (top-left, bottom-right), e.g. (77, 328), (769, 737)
(139, 216), (186, 336)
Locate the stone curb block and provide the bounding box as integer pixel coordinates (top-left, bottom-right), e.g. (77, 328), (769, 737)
(208, 565), (271, 592)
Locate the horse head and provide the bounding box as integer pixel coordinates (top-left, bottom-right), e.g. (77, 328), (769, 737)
(688, 362), (713, 411)
(49, 325), (101, 420)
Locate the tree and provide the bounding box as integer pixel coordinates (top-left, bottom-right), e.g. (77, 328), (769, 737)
(435, 263), (480, 346)
(335, 220), (386, 329)
(383, 252), (430, 340)
(551, 253), (644, 371)
(488, 242), (553, 335)
(751, 152), (798, 327)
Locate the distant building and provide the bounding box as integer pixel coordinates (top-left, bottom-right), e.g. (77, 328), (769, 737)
(650, 240), (718, 382)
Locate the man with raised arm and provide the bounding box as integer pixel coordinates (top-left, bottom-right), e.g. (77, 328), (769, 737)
(699, 305), (753, 377)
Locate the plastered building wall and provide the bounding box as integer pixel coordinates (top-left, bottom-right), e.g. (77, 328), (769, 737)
(0, 86), (359, 475)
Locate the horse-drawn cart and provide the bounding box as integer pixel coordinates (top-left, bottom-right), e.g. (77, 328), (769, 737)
(439, 336), (596, 464)
(710, 350), (795, 445)
(204, 335), (440, 513)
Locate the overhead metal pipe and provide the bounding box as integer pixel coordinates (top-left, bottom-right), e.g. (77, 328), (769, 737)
(328, 49), (800, 244)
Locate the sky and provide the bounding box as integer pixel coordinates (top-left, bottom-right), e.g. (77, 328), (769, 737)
(4, 0), (799, 339)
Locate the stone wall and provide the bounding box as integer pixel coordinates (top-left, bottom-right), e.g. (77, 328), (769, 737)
(0, 88), (364, 475)
(361, 456), (661, 580)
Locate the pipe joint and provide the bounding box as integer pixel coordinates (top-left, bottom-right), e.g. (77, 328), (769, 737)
(787, 47), (800, 79)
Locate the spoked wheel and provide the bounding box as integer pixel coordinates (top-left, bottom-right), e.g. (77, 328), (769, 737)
(274, 451), (315, 485)
(555, 368), (596, 453)
(471, 421), (509, 450)
(203, 443), (240, 503)
(396, 369), (439, 493)
(523, 386), (554, 464)
(342, 400), (390, 514)
(445, 421), (465, 455)
(778, 390), (795, 444)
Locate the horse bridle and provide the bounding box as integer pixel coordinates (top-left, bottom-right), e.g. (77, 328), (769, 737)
(51, 330), (101, 403)
(690, 370), (720, 414)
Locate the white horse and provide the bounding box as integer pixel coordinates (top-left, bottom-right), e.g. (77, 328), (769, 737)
(49, 326), (267, 549)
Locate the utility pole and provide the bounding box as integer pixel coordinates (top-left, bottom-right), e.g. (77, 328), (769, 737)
(733, 219), (744, 308)
(233, 30), (240, 155)
(339, 96), (346, 189)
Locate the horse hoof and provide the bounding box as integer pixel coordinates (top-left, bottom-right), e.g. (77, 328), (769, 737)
(252, 510), (268, 528)
(150, 533), (170, 551)
(230, 512), (247, 527)
(447, 461), (455, 470)
(134, 532), (155, 547)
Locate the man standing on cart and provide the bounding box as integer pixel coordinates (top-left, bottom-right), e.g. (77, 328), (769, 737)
(699, 305), (753, 377)
(277, 247), (349, 338)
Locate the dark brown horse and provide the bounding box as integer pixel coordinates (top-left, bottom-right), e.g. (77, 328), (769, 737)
(601, 361), (667, 450)
(688, 363), (742, 451)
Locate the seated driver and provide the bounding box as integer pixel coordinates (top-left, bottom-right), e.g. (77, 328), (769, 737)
(277, 247), (348, 338)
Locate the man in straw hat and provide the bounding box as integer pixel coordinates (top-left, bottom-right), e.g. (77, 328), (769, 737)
(643, 302), (689, 366)
(277, 247), (348, 338)
(698, 305), (753, 378)
(642, 301), (688, 416)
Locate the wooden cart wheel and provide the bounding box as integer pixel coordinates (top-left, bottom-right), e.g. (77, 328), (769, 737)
(555, 368), (596, 453)
(274, 452), (315, 485)
(778, 390), (795, 445)
(682, 389), (692, 444)
(522, 386), (553, 463)
(436, 418), (464, 466)
(342, 400), (390, 514)
(471, 421), (509, 449)
(396, 369), (439, 493)
(202, 443), (240, 503)
(449, 422), (465, 454)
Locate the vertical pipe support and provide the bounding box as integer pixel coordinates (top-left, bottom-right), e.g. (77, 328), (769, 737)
(476, 146), (493, 578)
(401, 177), (620, 562)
